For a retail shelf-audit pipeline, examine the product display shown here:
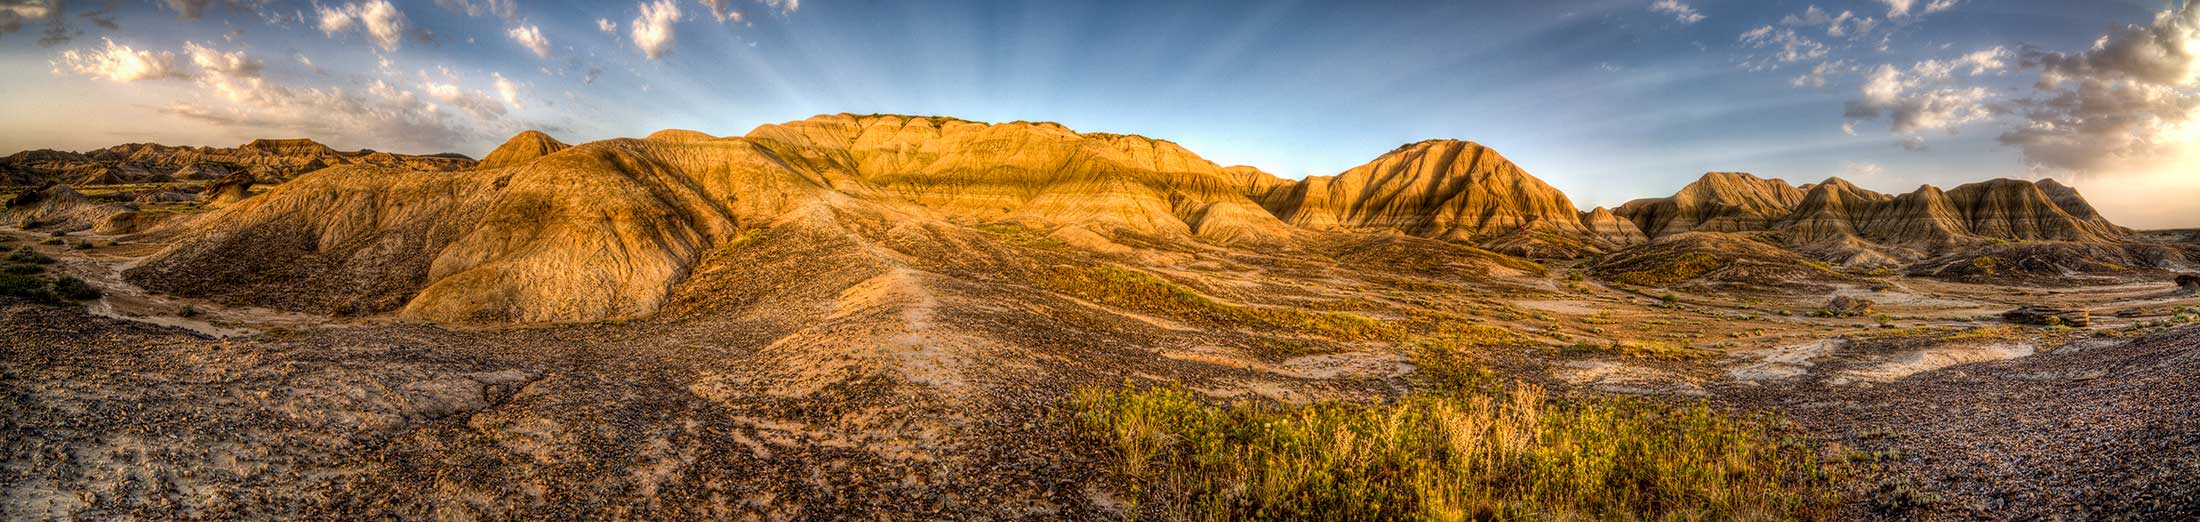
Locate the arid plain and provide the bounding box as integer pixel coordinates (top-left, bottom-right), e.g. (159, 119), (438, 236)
(4, 114), (2197, 520)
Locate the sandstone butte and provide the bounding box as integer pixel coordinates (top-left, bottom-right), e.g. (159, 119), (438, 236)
(58, 113), (2139, 325)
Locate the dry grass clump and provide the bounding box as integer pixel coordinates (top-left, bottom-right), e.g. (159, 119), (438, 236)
(1606, 252), (1725, 288)
(1068, 382), (1838, 520)
(1038, 263), (1398, 341)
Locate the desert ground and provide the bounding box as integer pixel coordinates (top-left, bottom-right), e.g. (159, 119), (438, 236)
(5, 222), (2196, 520)
(4, 117), (2198, 520)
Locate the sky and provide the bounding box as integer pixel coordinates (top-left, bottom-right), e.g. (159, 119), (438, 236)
(2, 0), (2197, 228)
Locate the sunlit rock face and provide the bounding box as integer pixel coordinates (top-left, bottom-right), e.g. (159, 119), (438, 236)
(1257, 139), (1591, 241)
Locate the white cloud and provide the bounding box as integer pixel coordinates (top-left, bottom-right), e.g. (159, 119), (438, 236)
(1954, 47), (2009, 76)
(1649, 0), (1703, 25)
(1739, 26), (1827, 70)
(53, 38), (183, 82)
(434, 0), (517, 19)
(508, 24), (552, 59)
(1781, 5), (1877, 39)
(1882, 0), (1957, 21)
(185, 41), (263, 78)
(1879, 0), (1913, 19)
(422, 78), (509, 119)
(318, 1), (410, 52)
(631, 0), (681, 60)
(493, 72), (522, 109)
(1792, 60), (1851, 89)
(700, 0), (745, 23)
(759, 0), (797, 14)
(1844, 62), (1998, 140)
(597, 17), (617, 34)
(2001, 5), (2200, 173)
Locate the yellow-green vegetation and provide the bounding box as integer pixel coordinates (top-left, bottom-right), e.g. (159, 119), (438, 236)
(1970, 257), (2000, 276)
(974, 223), (1067, 249)
(1068, 343), (1839, 520)
(1038, 263), (1398, 341)
(1608, 251), (1725, 288)
(1849, 325), (2024, 342)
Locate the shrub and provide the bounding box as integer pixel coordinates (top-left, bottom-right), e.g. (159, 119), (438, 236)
(1067, 381), (1839, 521)
(2, 263), (42, 275)
(6, 249), (52, 265)
(50, 276), (100, 300)
(0, 274), (56, 303)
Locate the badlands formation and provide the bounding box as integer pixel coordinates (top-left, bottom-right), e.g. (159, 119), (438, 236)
(3, 114), (2198, 519)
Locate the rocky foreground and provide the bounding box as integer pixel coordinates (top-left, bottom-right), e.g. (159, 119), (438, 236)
(5, 114), (2199, 519)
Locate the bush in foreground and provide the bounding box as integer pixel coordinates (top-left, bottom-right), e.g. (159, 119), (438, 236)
(1067, 340), (1841, 520)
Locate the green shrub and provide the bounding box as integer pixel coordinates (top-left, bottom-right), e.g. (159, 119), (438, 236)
(1609, 251), (1725, 287)
(1, 263), (42, 275)
(6, 249), (52, 264)
(0, 274), (56, 303)
(50, 276), (99, 301)
(1068, 382), (1839, 521)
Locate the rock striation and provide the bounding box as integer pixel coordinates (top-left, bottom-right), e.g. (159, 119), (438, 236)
(1257, 140), (1590, 244)
(476, 131), (572, 170)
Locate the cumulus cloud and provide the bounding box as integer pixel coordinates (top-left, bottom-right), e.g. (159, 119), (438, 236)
(1843, 61), (1998, 140)
(1999, 6), (2200, 173)
(1792, 60), (1852, 89)
(700, 0), (746, 23)
(434, 0), (517, 19)
(318, 1), (410, 52)
(2, 0), (75, 47)
(631, 0), (681, 60)
(1880, 0), (1957, 21)
(1781, 5), (1877, 38)
(508, 24), (552, 59)
(597, 17), (616, 34)
(184, 41), (263, 78)
(1740, 26), (1827, 70)
(423, 78), (508, 119)
(1649, 0), (1703, 25)
(493, 72), (522, 109)
(52, 38), (183, 82)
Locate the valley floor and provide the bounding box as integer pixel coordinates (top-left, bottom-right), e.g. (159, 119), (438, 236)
(3, 226), (2198, 520)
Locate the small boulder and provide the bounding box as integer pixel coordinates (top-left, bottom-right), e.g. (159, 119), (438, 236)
(2177, 273), (2199, 295)
(2002, 305), (2089, 327)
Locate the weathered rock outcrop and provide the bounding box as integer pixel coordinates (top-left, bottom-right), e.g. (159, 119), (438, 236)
(0, 138), (474, 187)
(1580, 207), (1647, 246)
(200, 172), (257, 207)
(476, 131), (572, 170)
(1617, 172), (1806, 239)
(1257, 140), (1589, 243)
(128, 115), (1307, 323)
(743, 113), (1294, 244)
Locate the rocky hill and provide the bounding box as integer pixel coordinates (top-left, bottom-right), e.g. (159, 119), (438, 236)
(1257, 140), (1590, 242)
(22, 114), (2177, 324)
(0, 138), (474, 187)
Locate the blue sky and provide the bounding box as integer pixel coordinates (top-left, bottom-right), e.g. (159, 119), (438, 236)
(4, 0), (2197, 227)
